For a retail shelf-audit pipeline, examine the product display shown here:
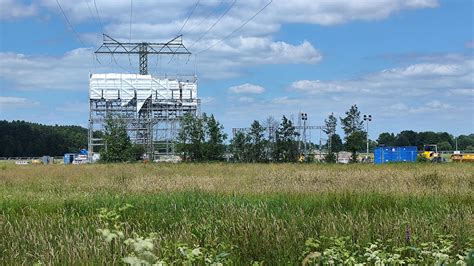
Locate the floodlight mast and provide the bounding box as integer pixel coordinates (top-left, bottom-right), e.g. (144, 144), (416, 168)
(95, 34), (192, 75)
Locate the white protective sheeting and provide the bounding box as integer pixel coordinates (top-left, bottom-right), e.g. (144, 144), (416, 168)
(89, 73), (198, 112)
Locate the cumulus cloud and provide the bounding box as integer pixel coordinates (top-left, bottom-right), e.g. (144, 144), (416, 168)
(0, 49), (95, 90)
(0, 0), (37, 20)
(229, 83), (265, 94)
(289, 57), (474, 96)
(5, 0), (437, 67)
(1, 0), (440, 83)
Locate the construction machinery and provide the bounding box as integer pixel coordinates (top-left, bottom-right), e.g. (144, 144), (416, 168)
(451, 151), (474, 162)
(421, 144), (446, 163)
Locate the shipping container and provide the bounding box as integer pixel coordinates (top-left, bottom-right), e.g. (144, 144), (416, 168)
(374, 146), (418, 164)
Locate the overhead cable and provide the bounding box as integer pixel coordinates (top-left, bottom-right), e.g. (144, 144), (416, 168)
(185, 0), (224, 34)
(188, 0), (237, 48)
(129, 0), (133, 41)
(177, 0), (200, 36)
(93, 0), (105, 34)
(55, 0), (86, 46)
(197, 0), (273, 54)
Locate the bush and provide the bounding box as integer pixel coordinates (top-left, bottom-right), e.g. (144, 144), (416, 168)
(417, 155), (428, 163)
(324, 152), (337, 163)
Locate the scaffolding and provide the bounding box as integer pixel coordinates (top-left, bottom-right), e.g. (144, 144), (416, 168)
(88, 35), (199, 160)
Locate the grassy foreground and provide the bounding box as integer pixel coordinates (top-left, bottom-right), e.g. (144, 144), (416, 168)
(0, 163), (473, 264)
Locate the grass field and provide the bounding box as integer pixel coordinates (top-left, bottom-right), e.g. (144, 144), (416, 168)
(1, 163), (473, 264)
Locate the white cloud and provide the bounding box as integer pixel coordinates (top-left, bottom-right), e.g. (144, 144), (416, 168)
(200, 97), (215, 104)
(229, 83), (265, 94)
(388, 100), (453, 114)
(0, 0), (37, 20)
(448, 88), (474, 96)
(0, 49), (95, 90)
(0, 96), (39, 108)
(36, 0), (439, 31)
(1, 0), (439, 82)
(238, 96), (255, 103)
(289, 57), (474, 96)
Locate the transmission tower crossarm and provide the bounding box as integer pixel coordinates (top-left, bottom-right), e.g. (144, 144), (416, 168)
(95, 34), (191, 75)
(95, 34), (191, 55)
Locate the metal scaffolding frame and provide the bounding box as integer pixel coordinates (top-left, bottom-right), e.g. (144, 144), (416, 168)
(88, 34), (199, 160)
(88, 92), (200, 159)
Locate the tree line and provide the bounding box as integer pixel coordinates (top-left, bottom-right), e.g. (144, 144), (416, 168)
(0, 120), (87, 157)
(377, 131), (474, 151)
(175, 104), (474, 163)
(1, 107), (473, 160)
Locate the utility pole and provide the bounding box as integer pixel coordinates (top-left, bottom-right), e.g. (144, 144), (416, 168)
(301, 113), (308, 159)
(299, 112), (308, 158)
(363, 114), (372, 161)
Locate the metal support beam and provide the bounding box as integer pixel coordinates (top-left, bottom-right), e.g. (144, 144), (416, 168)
(139, 43), (148, 75)
(90, 34), (195, 160)
(95, 34), (191, 75)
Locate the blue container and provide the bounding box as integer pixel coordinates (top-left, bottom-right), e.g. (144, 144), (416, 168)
(64, 153), (75, 165)
(374, 146), (417, 164)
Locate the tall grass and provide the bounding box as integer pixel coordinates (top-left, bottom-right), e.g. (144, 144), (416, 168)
(1, 163), (473, 264)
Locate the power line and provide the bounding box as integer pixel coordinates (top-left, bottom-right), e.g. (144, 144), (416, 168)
(128, 0), (133, 65)
(129, 0), (133, 42)
(55, 0), (86, 46)
(188, 0), (236, 48)
(85, 0), (100, 30)
(197, 0), (273, 54)
(185, 0), (224, 34)
(93, 0), (105, 34)
(177, 0), (200, 36)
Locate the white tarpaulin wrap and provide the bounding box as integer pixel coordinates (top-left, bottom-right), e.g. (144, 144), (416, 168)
(89, 73), (198, 112)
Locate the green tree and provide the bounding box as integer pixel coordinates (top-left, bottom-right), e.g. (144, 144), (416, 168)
(230, 131), (250, 162)
(345, 131), (366, 163)
(330, 134), (344, 153)
(248, 120), (266, 162)
(323, 113), (337, 136)
(437, 141), (452, 151)
(177, 113), (226, 161)
(203, 114), (227, 161)
(323, 112), (337, 153)
(340, 105), (364, 137)
(130, 144), (145, 161)
(417, 131), (439, 148)
(377, 132), (396, 146)
(176, 113), (205, 161)
(324, 151), (337, 163)
(100, 115), (133, 163)
(0, 120), (88, 157)
(437, 132), (454, 146)
(262, 116), (279, 161)
(456, 134), (474, 150)
(274, 116), (299, 162)
(395, 130), (418, 147)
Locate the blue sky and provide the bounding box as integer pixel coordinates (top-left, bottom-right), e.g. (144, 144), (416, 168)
(1, 0), (473, 142)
